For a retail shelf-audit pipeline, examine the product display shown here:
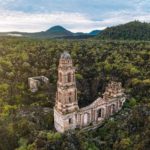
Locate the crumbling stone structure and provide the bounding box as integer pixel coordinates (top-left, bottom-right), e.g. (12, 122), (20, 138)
(28, 76), (49, 92)
(54, 52), (126, 133)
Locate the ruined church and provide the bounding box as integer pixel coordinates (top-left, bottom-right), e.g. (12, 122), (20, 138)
(54, 52), (126, 133)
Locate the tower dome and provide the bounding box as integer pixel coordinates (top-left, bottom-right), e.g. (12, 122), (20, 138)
(60, 51), (71, 59)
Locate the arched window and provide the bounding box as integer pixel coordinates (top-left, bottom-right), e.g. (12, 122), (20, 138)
(58, 92), (61, 102)
(68, 73), (71, 82)
(59, 73), (62, 82)
(97, 109), (102, 118)
(68, 92), (72, 103)
(69, 97), (71, 103)
(69, 118), (73, 124)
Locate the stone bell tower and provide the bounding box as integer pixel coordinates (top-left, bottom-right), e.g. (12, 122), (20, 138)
(54, 51), (79, 132)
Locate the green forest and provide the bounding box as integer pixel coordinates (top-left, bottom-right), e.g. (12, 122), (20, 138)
(0, 37), (150, 150)
(99, 21), (150, 40)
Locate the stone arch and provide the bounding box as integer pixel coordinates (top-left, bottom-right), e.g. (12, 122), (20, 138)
(97, 108), (102, 118)
(97, 108), (105, 120)
(83, 113), (90, 126)
(68, 118), (73, 124)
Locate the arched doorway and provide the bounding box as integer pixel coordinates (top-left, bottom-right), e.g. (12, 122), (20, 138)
(97, 109), (102, 118)
(97, 108), (104, 120)
(83, 113), (89, 126)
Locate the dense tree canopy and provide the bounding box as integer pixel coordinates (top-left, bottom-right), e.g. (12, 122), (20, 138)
(0, 37), (149, 150)
(98, 21), (150, 41)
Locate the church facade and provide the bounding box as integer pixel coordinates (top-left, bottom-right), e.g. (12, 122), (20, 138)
(54, 52), (126, 133)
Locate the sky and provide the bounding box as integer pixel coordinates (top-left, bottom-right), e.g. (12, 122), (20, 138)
(0, 0), (149, 33)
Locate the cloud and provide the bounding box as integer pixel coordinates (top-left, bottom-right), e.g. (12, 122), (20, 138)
(0, 0), (149, 32)
(0, 10), (106, 32)
(0, 0), (16, 7)
(0, 9), (150, 33)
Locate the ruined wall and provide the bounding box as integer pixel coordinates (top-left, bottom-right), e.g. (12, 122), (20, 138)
(53, 52), (126, 133)
(28, 76), (49, 92)
(54, 81), (126, 132)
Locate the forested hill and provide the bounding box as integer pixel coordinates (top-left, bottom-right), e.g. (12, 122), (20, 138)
(98, 21), (150, 40)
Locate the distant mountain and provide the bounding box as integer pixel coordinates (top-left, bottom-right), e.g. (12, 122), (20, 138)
(0, 26), (74, 38)
(98, 21), (150, 40)
(0, 25), (100, 39)
(1, 21), (150, 40)
(34, 25), (74, 38)
(47, 26), (73, 35)
(89, 30), (101, 36)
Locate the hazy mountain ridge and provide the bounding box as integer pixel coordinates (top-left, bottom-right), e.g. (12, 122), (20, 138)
(1, 21), (150, 40)
(89, 30), (101, 35)
(0, 25), (101, 39)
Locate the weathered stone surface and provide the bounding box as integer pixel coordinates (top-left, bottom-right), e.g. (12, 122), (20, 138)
(28, 76), (49, 92)
(54, 52), (126, 133)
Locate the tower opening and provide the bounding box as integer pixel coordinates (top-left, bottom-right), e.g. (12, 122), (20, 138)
(59, 73), (62, 82)
(69, 118), (73, 124)
(69, 97), (71, 103)
(68, 73), (71, 82)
